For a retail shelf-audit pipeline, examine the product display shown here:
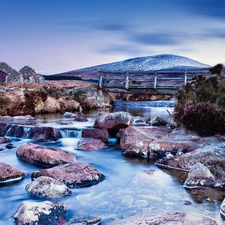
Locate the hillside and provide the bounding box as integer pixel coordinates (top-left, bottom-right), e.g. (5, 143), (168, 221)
(44, 54), (210, 82)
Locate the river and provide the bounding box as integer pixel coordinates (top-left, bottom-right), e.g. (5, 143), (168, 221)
(0, 100), (224, 224)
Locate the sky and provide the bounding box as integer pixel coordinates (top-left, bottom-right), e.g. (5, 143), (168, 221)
(0, 0), (225, 74)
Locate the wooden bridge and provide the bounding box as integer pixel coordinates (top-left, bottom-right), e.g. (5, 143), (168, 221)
(98, 70), (209, 94)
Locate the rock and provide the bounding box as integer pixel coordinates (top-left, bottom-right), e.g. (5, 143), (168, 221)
(156, 143), (225, 188)
(72, 113), (88, 122)
(26, 176), (72, 199)
(0, 123), (11, 136)
(82, 128), (108, 143)
(0, 137), (11, 144)
(5, 143), (15, 149)
(93, 111), (133, 136)
(220, 198), (225, 219)
(4, 125), (29, 138)
(78, 138), (105, 150)
(27, 126), (61, 141)
(118, 126), (169, 158)
(63, 216), (101, 225)
(107, 211), (218, 225)
(146, 116), (167, 126)
(0, 162), (25, 184)
(0, 62), (23, 85)
(31, 163), (105, 188)
(63, 112), (76, 118)
(57, 121), (73, 125)
(12, 201), (67, 225)
(149, 140), (198, 159)
(19, 66), (45, 85)
(16, 143), (76, 168)
(183, 163), (216, 189)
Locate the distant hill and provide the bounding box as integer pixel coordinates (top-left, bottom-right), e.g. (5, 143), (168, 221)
(44, 54), (210, 82)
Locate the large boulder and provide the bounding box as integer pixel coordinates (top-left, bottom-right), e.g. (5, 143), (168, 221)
(118, 126), (169, 158)
(0, 162), (25, 184)
(149, 139), (198, 159)
(31, 163), (105, 188)
(77, 138), (105, 150)
(16, 143), (76, 167)
(82, 128), (108, 143)
(93, 111), (133, 136)
(183, 163), (217, 189)
(12, 201), (67, 225)
(107, 210), (218, 225)
(26, 176), (72, 199)
(27, 126), (61, 141)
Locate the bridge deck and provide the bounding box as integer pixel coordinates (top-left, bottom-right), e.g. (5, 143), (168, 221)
(98, 70), (209, 94)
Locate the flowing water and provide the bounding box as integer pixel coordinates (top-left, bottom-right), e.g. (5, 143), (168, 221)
(0, 101), (224, 224)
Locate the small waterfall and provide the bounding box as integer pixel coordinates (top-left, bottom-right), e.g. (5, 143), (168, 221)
(60, 128), (81, 138)
(4, 124), (32, 138)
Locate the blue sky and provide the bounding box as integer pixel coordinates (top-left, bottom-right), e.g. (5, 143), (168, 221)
(1, 0), (225, 74)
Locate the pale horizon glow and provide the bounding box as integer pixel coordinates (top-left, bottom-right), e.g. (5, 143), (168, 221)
(1, 0), (225, 75)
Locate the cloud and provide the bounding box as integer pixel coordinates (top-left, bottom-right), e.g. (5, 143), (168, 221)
(97, 44), (143, 55)
(95, 22), (130, 32)
(129, 32), (181, 46)
(181, 0), (225, 20)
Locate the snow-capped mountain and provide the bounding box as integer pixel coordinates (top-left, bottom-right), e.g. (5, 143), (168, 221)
(74, 54), (210, 73)
(46, 54), (210, 81)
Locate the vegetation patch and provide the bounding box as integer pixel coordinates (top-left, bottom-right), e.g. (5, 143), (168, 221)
(175, 64), (225, 136)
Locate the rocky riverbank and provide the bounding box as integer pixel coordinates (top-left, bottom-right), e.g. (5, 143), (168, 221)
(1, 111), (225, 224)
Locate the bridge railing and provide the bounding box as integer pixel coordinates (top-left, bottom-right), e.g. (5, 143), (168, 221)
(98, 70), (209, 90)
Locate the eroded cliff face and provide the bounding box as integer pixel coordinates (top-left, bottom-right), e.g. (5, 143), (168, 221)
(0, 81), (114, 116)
(0, 79), (173, 116)
(0, 87), (80, 116)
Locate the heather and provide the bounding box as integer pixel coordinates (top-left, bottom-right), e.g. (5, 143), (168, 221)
(174, 64), (225, 136)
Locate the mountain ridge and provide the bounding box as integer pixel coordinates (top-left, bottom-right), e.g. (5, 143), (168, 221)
(45, 54), (211, 81)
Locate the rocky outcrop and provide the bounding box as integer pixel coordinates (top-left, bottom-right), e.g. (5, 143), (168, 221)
(16, 143), (76, 168)
(94, 111), (133, 136)
(12, 201), (67, 225)
(19, 66), (45, 85)
(26, 176), (72, 199)
(156, 143), (225, 188)
(82, 128), (108, 143)
(0, 62), (23, 85)
(77, 138), (105, 150)
(107, 210), (218, 225)
(31, 163), (105, 188)
(0, 162), (25, 184)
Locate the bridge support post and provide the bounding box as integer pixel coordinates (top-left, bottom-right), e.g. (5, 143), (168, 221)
(125, 72), (130, 89)
(99, 73), (103, 88)
(184, 71), (187, 86)
(154, 72), (158, 89)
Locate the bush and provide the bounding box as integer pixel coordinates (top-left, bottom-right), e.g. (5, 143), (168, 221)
(175, 74), (225, 136)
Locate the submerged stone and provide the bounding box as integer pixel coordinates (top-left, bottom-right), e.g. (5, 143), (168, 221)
(107, 210), (218, 225)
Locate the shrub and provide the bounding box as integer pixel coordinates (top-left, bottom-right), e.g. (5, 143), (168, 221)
(175, 73), (225, 136)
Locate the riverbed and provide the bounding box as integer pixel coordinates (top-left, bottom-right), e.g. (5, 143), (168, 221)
(0, 100), (224, 224)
